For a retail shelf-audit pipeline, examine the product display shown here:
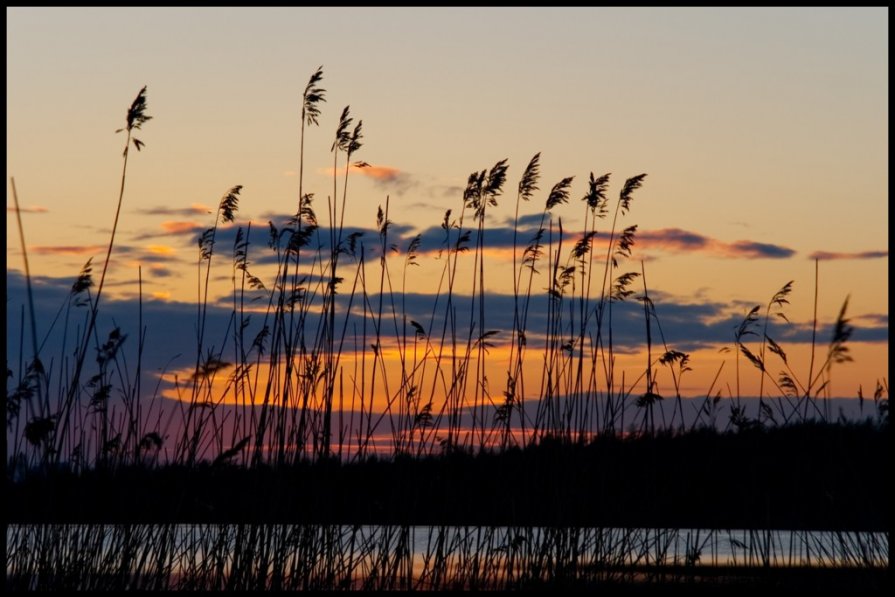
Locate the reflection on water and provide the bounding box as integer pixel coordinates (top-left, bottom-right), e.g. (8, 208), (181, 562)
(6, 525), (888, 591)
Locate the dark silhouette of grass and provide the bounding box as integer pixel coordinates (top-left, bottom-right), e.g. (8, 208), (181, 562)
(5, 522), (888, 591)
(8, 421), (888, 531)
(5, 69), (890, 589)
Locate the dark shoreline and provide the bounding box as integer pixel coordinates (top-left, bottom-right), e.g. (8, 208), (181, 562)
(7, 422), (889, 530)
(5, 566), (890, 592)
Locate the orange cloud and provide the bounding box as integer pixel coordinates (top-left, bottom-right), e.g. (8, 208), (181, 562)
(161, 221), (201, 234)
(320, 163), (417, 196)
(355, 164), (402, 181)
(151, 291), (171, 301)
(146, 245), (176, 256)
(7, 205), (49, 213)
(321, 164), (402, 181)
(30, 244), (104, 255)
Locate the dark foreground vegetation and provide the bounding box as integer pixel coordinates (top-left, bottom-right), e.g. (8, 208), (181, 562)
(7, 71), (889, 589)
(6, 523), (888, 591)
(9, 422), (888, 530)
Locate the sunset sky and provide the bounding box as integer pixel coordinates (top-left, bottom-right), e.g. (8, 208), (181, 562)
(7, 7), (888, 409)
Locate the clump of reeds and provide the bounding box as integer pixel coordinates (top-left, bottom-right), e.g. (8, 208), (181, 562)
(6, 524), (887, 590)
(6, 68), (886, 476)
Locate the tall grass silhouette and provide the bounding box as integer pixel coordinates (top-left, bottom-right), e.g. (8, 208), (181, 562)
(6, 524), (887, 590)
(6, 68), (889, 592)
(6, 69), (888, 473)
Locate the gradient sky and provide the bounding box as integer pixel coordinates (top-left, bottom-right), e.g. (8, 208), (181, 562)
(7, 7), (889, 404)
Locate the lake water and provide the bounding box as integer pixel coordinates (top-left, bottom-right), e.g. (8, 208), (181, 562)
(6, 524), (888, 590)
